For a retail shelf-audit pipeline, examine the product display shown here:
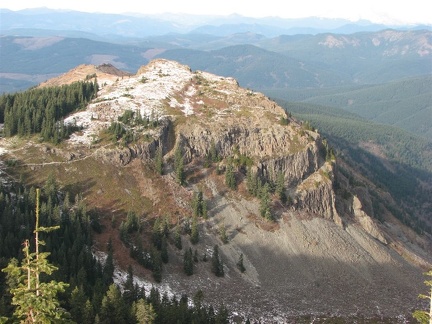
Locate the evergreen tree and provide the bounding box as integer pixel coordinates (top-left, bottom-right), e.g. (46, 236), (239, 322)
(102, 238), (114, 286)
(275, 171), (287, 205)
(259, 183), (274, 221)
(151, 250), (163, 283)
(133, 298), (155, 324)
(209, 140), (220, 163)
(99, 283), (131, 324)
(125, 211), (139, 233)
(219, 223), (228, 244)
(211, 245), (224, 277)
(192, 190), (208, 219)
(174, 146), (185, 185)
(70, 285), (87, 322)
(83, 299), (95, 324)
(413, 269), (432, 324)
(174, 226), (182, 250)
(161, 236), (169, 264)
(237, 253), (246, 273)
(225, 163), (236, 190)
(151, 218), (163, 250)
(215, 304), (229, 324)
(190, 216), (199, 245)
(246, 167), (261, 197)
(183, 248), (194, 276)
(123, 265), (136, 304)
(202, 200), (208, 219)
(192, 190), (203, 217)
(119, 221), (128, 243)
(2, 188), (70, 323)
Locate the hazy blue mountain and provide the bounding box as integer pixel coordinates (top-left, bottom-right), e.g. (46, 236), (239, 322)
(1, 8), (429, 39)
(157, 44), (348, 88)
(0, 8), (179, 37)
(0, 36), (149, 74)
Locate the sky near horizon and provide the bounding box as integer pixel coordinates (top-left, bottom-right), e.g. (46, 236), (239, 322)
(1, 0), (431, 25)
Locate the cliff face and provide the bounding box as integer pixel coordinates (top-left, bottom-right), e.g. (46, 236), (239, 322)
(73, 59), (339, 222)
(71, 59), (426, 235)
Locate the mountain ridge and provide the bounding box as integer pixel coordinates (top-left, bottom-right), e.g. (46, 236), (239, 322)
(1, 59), (430, 321)
(2, 8), (429, 38)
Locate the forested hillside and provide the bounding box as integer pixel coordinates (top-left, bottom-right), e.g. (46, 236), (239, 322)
(264, 75), (432, 139)
(276, 99), (432, 234)
(0, 81), (98, 143)
(0, 177), (229, 323)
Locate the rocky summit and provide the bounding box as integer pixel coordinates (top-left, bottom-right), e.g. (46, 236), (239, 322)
(1, 59), (431, 322)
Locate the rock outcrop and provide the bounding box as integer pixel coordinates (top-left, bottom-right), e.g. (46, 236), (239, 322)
(62, 59), (355, 225)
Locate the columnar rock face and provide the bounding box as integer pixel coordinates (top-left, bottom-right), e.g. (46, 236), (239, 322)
(295, 162), (341, 224)
(66, 59), (340, 223)
(177, 121), (324, 187)
(61, 58), (399, 234)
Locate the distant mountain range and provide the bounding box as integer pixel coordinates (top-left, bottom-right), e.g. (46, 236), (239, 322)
(2, 29), (430, 90)
(1, 8), (431, 142)
(1, 8), (430, 39)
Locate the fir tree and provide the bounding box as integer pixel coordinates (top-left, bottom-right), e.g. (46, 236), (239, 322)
(151, 250), (163, 283)
(174, 146), (185, 185)
(219, 223), (228, 244)
(161, 237), (169, 264)
(192, 190), (208, 220)
(190, 216), (199, 245)
(102, 238), (114, 286)
(237, 253), (246, 273)
(133, 298), (156, 324)
(183, 248), (194, 276)
(259, 183), (274, 221)
(70, 285), (87, 322)
(174, 226), (182, 250)
(202, 200), (208, 219)
(413, 269), (432, 324)
(83, 299), (95, 324)
(211, 245), (224, 277)
(209, 140), (219, 163)
(99, 283), (131, 323)
(225, 163), (236, 190)
(2, 188), (70, 323)
(246, 166), (261, 196)
(123, 265), (136, 304)
(151, 218), (163, 250)
(275, 170), (287, 205)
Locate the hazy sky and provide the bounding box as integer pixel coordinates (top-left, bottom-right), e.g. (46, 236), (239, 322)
(2, 0), (431, 25)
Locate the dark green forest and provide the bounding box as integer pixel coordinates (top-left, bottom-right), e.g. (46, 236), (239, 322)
(263, 75), (432, 140)
(0, 81), (98, 143)
(0, 177), (230, 323)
